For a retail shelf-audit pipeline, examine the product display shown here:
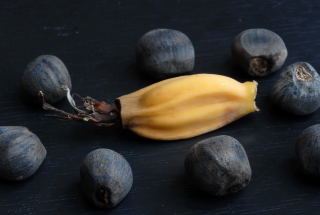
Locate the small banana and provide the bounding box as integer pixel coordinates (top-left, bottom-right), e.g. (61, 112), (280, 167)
(41, 74), (258, 140)
(118, 74), (258, 140)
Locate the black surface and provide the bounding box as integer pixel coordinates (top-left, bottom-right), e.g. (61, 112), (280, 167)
(0, 0), (320, 214)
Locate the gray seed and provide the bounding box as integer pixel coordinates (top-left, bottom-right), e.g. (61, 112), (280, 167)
(80, 148), (133, 208)
(22, 55), (72, 103)
(185, 135), (252, 196)
(136, 28), (195, 79)
(296, 124), (320, 177)
(232, 28), (287, 77)
(270, 62), (320, 115)
(0, 126), (46, 181)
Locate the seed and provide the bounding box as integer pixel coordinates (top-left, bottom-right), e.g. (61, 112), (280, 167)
(296, 124), (320, 177)
(136, 28), (195, 80)
(270, 62), (320, 115)
(185, 135), (252, 196)
(232, 28), (287, 77)
(80, 148), (133, 208)
(22, 55), (72, 104)
(0, 126), (46, 181)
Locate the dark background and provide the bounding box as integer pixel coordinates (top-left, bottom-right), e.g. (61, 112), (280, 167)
(0, 0), (319, 214)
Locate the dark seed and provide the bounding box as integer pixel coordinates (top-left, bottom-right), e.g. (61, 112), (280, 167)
(296, 124), (320, 177)
(80, 148), (133, 208)
(232, 28), (287, 77)
(185, 135), (252, 196)
(0, 126), (46, 181)
(22, 55), (72, 103)
(136, 28), (195, 79)
(270, 62), (320, 115)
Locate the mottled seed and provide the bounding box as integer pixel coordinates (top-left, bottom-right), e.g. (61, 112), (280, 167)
(296, 124), (320, 177)
(22, 55), (72, 103)
(136, 28), (195, 79)
(185, 135), (251, 196)
(270, 62), (320, 115)
(0, 126), (46, 181)
(80, 148), (133, 208)
(232, 28), (287, 77)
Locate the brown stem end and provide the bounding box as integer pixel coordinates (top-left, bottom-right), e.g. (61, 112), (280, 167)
(39, 90), (119, 127)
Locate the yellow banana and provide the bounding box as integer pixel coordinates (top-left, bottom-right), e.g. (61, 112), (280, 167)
(42, 73), (258, 141)
(118, 74), (258, 140)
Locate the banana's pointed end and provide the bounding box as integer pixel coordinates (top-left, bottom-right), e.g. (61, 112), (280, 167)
(252, 80), (260, 112)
